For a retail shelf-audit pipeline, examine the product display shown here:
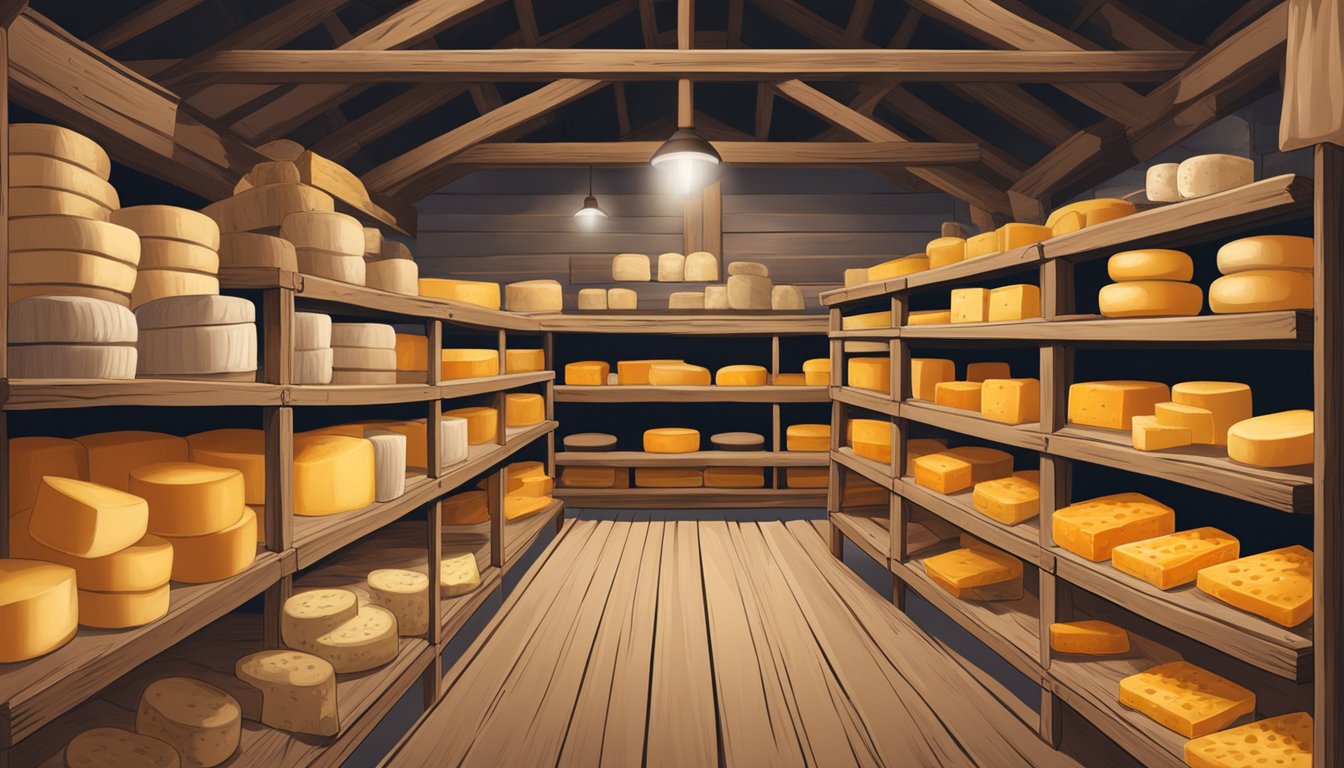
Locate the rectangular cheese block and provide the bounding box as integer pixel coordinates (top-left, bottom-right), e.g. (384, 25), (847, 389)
(913, 446), (1013, 494)
(980, 378), (1039, 425)
(441, 349), (499, 380)
(616, 359), (683, 385)
(417, 278), (501, 309)
(1171, 381), (1252, 445)
(867, 256), (929, 280)
(910, 358), (955, 401)
(965, 231), (998, 259)
(923, 545), (1023, 600)
(925, 237), (965, 269)
(908, 309), (952, 326)
(847, 357), (890, 393)
(972, 470), (1040, 525)
(565, 360), (609, 386)
(1052, 492), (1175, 561)
(1068, 381), (1170, 430)
(607, 287), (637, 309)
(394, 333), (427, 373)
(1131, 415), (1193, 451)
(997, 223), (1053, 250)
(504, 348), (546, 373)
(292, 434), (375, 517)
(785, 467), (828, 488)
(905, 438), (948, 476)
(988, 284), (1041, 322)
(1111, 527), (1240, 589)
(612, 253), (650, 281)
(1183, 712), (1313, 768)
(934, 381), (982, 411)
(950, 287), (991, 323)
(841, 310), (893, 330)
(634, 468), (703, 488)
(77, 431), (188, 491)
(1049, 620), (1129, 655)
(505, 279), (563, 311)
(1196, 546), (1313, 627)
(1119, 661), (1255, 738)
(444, 407), (497, 445)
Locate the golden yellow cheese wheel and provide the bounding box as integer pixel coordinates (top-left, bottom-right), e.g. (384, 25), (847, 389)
(29, 476), (149, 559)
(1107, 249), (1193, 282)
(9, 508), (173, 592)
(785, 424), (830, 452)
(1208, 270), (1313, 313)
(77, 583), (170, 628)
(0, 560), (77, 662)
(907, 309), (952, 326)
(187, 429), (266, 506)
(925, 237), (965, 269)
(1216, 235), (1313, 274)
(802, 358), (830, 386)
(129, 461), (246, 537)
(1098, 280), (1204, 317)
(440, 349), (500, 380)
(443, 406), (498, 444)
(565, 360), (609, 386)
(1046, 199), (1136, 234)
(291, 434), (376, 517)
(715, 364), (768, 386)
(1227, 410), (1313, 467)
(868, 255), (929, 280)
(504, 393), (545, 427)
(505, 348), (546, 373)
(418, 278), (500, 309)
(644, 427), (700, 453)
(159, 508), (257, 583)
(648, 363), (711, 386)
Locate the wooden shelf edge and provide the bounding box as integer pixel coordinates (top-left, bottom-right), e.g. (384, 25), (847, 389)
(830, 510), (892, 566)
(533, 313), (828, 334)
(553, 385), (829, 403)
(553, 487), (827, 509)
(899, 311), (1310, 345)
(820, 277), (907, 306)
(503, 500), (565, 572)
(896, 479), (1045, 568)
(902, 401), (1046, 451)
(831, 386), (900, 417)
(832, 448), (897, 491)
(556, 451), (829, 468)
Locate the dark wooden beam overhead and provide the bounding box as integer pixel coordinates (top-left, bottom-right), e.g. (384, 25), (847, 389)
(879, 86), (1028, 181)
(513, 0), (539, 46)
(1205, 0), (1281, 46)
(87, 0), (200, 48)
(638, 0), (657, 48)
(845, 0), (875, 42)
(1078, 1), (1198, 51)
(444, 141), (982, 166)
(755, 84), (774, 139)
(946, 83), (1078, 146)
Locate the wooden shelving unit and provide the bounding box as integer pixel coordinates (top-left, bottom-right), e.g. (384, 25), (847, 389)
(822, 174), (1320, 765)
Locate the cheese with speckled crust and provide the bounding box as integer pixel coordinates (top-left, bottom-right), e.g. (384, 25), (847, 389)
(1119, 661), (1254, 738)
(64, 728), (180, 768)
(135, 677), (241, 767)
(312, 604), (399, 673)
(1052, 493), (1174, 562)
(235, 650), (339, 736)
(1183, 712), (1313, 768)
(441, 553), (482, 596)
(368, 568), (429, 636)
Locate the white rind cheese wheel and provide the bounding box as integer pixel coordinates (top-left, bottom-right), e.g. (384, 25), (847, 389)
(365, 430), (408, 502)
(1177, 154), (1255, 199)
(10, 124), (111, 179)
(77, 583), (170, 628)
(281, 210), (364, 255)
(10, 343), (137, 379)
(378, 241), (413, 261)
(684, 251), (719, 281)
(111, 206), (221, 250)
(771, 285), (805, 310)
(1209, 270), (1314, 313)
(10, 216), (140, 262)
(238, 161), (301, 192)
(1216, 235), (1314, 274)
(202, 183), (334, 234)
(137, 323), (258, 376)
(130, 270), (220, 309)
(607, 287), (637, 309)
(218, 232), (299, 271)
(367, 568), (429, 636)
(296, 248), (365, 284)
(8, 284), (129, 307)
(440, 553), (482, 596)
(657, 252), (686, 281)
(10, 187), (111, 220)
(577, 288), (607, 309)
(668, 291), (704, 309)
(8, 295), (136, 344)
(295, 348), (334, 384)
(0, 559), (78, 663)
(1098, 281), (1204, 318)
(64, 727), (180, 768)
(727, 274), (772, 309)
(1145, 163), (1180, 203)
(365, 258), (418, 295)
(363, 227), (383, 256)
(138, 239), (221, 274)
(440, 417), (470, 467)
(331, 322), (395, 349)
(282, 589), (360, 653)
(727, 261), (769, 277)
(295, 312), (333, 350)
(331, 347), (396, 371)
(235, 650), (339, 737)
(135, 678), (241, 768)
(612, 253), (650, 281)
(9, 251), (137, 293)
(313, 604), (399, 673)
(505, 279), (564, 311)
(10, 154), (119, 210)
(704, 284), (729, 309)
(134, 294), (255, 330)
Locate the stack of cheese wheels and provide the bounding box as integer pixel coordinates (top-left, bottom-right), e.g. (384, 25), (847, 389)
(295, 312), (334, 384)
(282, 211), (366, 285)
(9, 215), (140, 308)
(202, 172), (334, 235)
(292, 433), (375, 516)
(130, 461), (257, 584)
(8, 294), (138, 379)
(281, 588), (399, 674)
(330, 322), (396, 384)
(1209, 235), (1314, 314)
(217, 231), (298, 271)
(9, 124), (116, 222)
(726, 261), (773, 310)
(1045, 198), (1136, 237)
(394, 333), (427, 383)
(419, 278), (501, 309)
(235, 649), (340, 736)
(135, 677), (242, 766)
(187, 429), (267, 535)
(559, 433), (625, 488)
(444, 406), (498, 445)
(1098, 249), (1203, 318)
(442, 348), (500, 380)
(638, 428), (702, 488)
(134, 295), (258, 381)
(77, 430), (189, 490)
(506, 279), (564, 311)
(112, 206), (222, 309)
(502, 461), (554, 520)
(365, 238), (418, 295)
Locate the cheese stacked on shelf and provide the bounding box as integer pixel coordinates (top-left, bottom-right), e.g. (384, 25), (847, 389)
(1197, 545), (1313, 627)
(505, 392), (546, 428)
(367, 568), (429, 636)
(295, 312), (334, 384)
(923, 540), (1024, 601)
(950, 284), (1040, 323)
(8, 293), (139, 379)
(282, 211), (366, 285)
(1098, 249), (1202, 318)
(1048, 620), (1130, 655)
(1052, 493), (1174, 562)
(1111, 527), (1240, 589)
(292, 433), (376, 517)
(1184, 712), (1313, 768)
(9, 124), (116, 221)
(495, 461), (555, 520)
(866, 254), (928, 281)
(204, 159), (335, 235)
(578, 288), (607, 310)
(235, 650), (340, 736)
(506, 279), (564, 311)
(281, 588), (399, 673)
(0, 557), (78, 662)
(330, 322), (396, 385)
(1119, 661), (1254, 738)
(441, 552), (483, 596)
(135, 677), (242, 766)
(362, 429), (408, 502)
(217, 231), (298, 271)
(972, 470), (1040, 525)
(638, 428), (702, 488)
(1045, 198), (1136, 237)
(419, 277), (501, 309)
(130, 460), (257, 584)
(1209, 235), (1314, 314)
(559, 432), (625, 489)
(727, 261), (773, 310)
(846, 419), (893, 464)
(187, 429), (267, 535)
(364, 234), (419, 295)
(912, 446), (1013, 495)
(442, 348), (500, 381)
(134, 295), (258, 381)
(112, 205), (223, 309)
(1132, 381), (1251, 452)
(444, 406), (498, 445)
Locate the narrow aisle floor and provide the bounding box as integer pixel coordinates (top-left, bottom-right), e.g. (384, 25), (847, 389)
(384, 517), (1078, 767)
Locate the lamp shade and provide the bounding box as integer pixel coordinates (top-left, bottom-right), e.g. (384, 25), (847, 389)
(650, 127), (721, 196)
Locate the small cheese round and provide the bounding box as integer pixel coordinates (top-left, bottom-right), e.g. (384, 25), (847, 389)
(1098, 281), (1204, 317)
(505, 279), (563, 311)
(648, 363), (710, 386)
(505, 348), (546, 373)
(1106, 249), (1193, 282)
(158, 508), (257, 583)
(130, 270), (220, 309)
(110, 205), (221, 250)
(644, 427), (700, 453)
(504, 393), (546, 427)
(368, 568), (430, 636)
(715, 364), (768, 387)
(802, 358), (830, 386)
(1216, 235), (1314, 274)
(135, 678), (241, 768)
(65, 728), (180, 768)
(786, 424), (830, 452)
(313, 604), (399, 673)
(296, 248), (366, 284)
(564, 360), (610, 386)
(441, 491), (489, 526)
(282, 589), (360, 653)
(77, 583), (170, 628)
(366, 258), (418, 295)
(1208, 270), (1313, 313)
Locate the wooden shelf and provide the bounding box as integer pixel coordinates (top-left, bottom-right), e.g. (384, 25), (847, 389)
(554, 487), (827, 508)
(903, 400), (1045, 451)
(832, 386), (899, 416)
(0, 549), (289, 747)
(832, 447), (897, 491)
(555, 450), (828, 468)
(0, 378), (282, 410)
(819, 277), (906, 307)
(504, 499), (565, 570)
(897, 478), (1045, 567)
(904, 244), (1042, 290)
(831, 510), (892, 566)
(532, 313), (828, 335)
(287, 371), (554, 406)
(553, 384), (827, 403)
(897, 312), (1310, 346)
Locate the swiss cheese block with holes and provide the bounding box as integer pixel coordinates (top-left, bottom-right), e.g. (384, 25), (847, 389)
(612, 253), (651, 281)
(1068, 380), (1170, 430)
(130, 462), (245, 537)
(565, 360), (610, 386)
(705, 467), (764, 488)
(617, 359), (683, 385)
(188, 429), (265, 506)
(1132, 415), (1193, 451)
(910, 359), (954, 400)
(607, 287), (637, 309)
(313, 604), (399, 673)
(668, 291), (704, 309)
(923, 545), (1023, 600)
(296, 248), (365, 284)
(913, 447), (1013, 495)
(1049, 620), (1130, 655)
(78, 431), (188, 491)
(8, 436), (88, 511)
(8, 295), (136, 344)
(1171, 381), (1250, 446)
(684, 251), (719, 281)
(111, 206), (221, 250)
(419, 278), (501, 309)
(131, 270), (220, 309)
(440, 417), (469, 467)
(505, 393), (546, 427)
(715, 364), (767, 386)
(29, 476), (148, 557)
(727, 274), (772, 309)
(135, 678), (241, 768)
(988, 284), (1040, 321)
(926, 237), (966, 268)
(10, 155), (119, 210)
(368, 568), (428, 636)
(1146, 163), (1180, 202)
(281, 588), (359, 653)
(847, 357), (890, 393)
(1108, 249), (1194, 282)
(11, 124), (111, 179)
(1209, 269), (1313, 313)
(1226, 409), (1312, 467)
(444, 407), (497, 445)
(981, 378), (1040, 425)
(441, 349), (499, 380)
(9, 250), (134, 293)
(950, 287), (990, 323)
(1177, 154), (1254, 199)
(785, 424), (829, 452)
(867, 256), (928, 280)
(138, 239), (220, 273)
(295, 312), (333, 351)
(997, 223), (1052, 251)
(577, 288), (607, 310)
(332, 347), (397, 372)
(292, 434), (375, 517)
(364, 258), (418, 295)
(1183, 712), (1313, 768)
(658, 252), (686, 281)
(77, 583), (169, 628)
(10, 216), (139, 263)
(10, 187), (110, 220)
(441, 553), (482, 596)
(64, 728), (179, 768)
(1216, 235), (1313, 274)
(972, 471), (1040, 524)
(296, 349), (334, 384)
(934, 381), (982, 411)
(235, 650), (339, 736)
(504, 348), (545, 373)
(0, 560), (77, 663)
(137, 324), (257, 378)
(280, 211), (363, 255)
(218, 232), (298, 271)
(1199, 546), (1314, 626)
(506, 279), (563, 311)
(644, 428), (700, 453)
(331, 322), (394, 349)
(203, 183), (334, 234)
(1112, 527), (1240, 589)
(1052, 492), (1175, 561)
(1119, 661), (1255, 738)
(649, 363), (711, 386)
(1099, 280), (1204, 317)
(771, 285), (805, 310)
(365, 431), (408, 502)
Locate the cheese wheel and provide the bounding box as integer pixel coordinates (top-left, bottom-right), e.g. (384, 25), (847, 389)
(77, 431), (188, 491)
(295, 348), (334, 385)
(292, 435), (375, 516)
(312, 604), (399, 673)
(77, 583), (170, 628)
(186, 429), (265, 506)
(926, 237), (966, 268)
(616, 359), (682, 385)
(704, 284), (729, 309)
(418, 278), (501, 309)
(11, 507), (172, 592)
(506, 279), (563, 311)
(710, 432), (765, 451)
(296, 248), (365, 284)
(444, 407), (498, 444)
(1216, 235), (1313, 274)
(644, 427), (700, 453)
(10, 124), (111, 179)
(441, 553), (482, 596)
(802, 358), (830, 386)
(1177, 154), (1254, 199)
(366, 258), (418, 295)
(158, 507), (257, 583)
(560, 467), (619, 488)
(280, 210), (363, 255)
(648, 363), (711, 386)
(504, 348), (546, 373)
(441, 491), (489, 525)
(367, 568), (429, 636)
(727, 274), (772, 310)
(8, 436), (88, 512)
(440, 417), (469, 466)
(612, 253), (651, 281)
(9, 250), (135, 293)
(1209, 269), (1313, 313)
(704, 467), (765, 488)
(137, 323), (257, 377)
(8, 342), (136, 379)
(786, 424), (830, 452)
(668, 291), (704, 309)
(607, 287), (638, 309)
(715, 364), (767, 386)
(442, 348), (500, 380)
(241, 160), (302, 191)
(1107, 249), (1193, 282)
(10, 216), (139, 262)
(202, 183), (334, 234)
(1098, 281), (1204, 317)
(29, 476), (148, 557)
(64, 728), (180, 768)
(1171, 381), (1253, 445)
(577, 288), (607, 310)
(377, 241), (413, 261)
(771, 285), (805, 310)
(329, 322), (394, 349)
(634, 468), (703, 488)
(137, 239), (220, 273)
(657, 252), (686, 281)
(684, 251), (719, 281)
(129, 461), (245, 536)
(10, 187), (111, 220)
(217, 232), (299, 271)
(1227, 410), (1313, 467)
(10, 155), (119, 210)
(1146, 163), (1180, 203)
(0, 559), (78, 662)
(1045, 199), (1136, 233)
(565, 360), (610, 386)
(8, 295), (136, 344)
(288, 313), (332, 354)
(505, 393), (545, 427)
(331, 347), (396, 372)
(234, 650), (339, 737)
(135, 678), (241, 768)
(111, 206), (221, 250)
(282, 589), (359, 653)
(130, 270), (220, 309)
(997, 223), (1052, 250)
(847, 357), (890, 393)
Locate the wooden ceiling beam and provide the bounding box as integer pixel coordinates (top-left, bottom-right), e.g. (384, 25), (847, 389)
(88, 0), (201, 49)
(1204, 0), (1280, 47)
(513, 0), (539, 45)
(1080, 1), (1198, 51)
(879, 87), (1027, 181)
(946, 83), (1078, 146)
(445, 140), (982, 166)
(845, 0), (875, 43)
(727, 0), (744, 47)
(755, 84), (773, 139)
(0, 0), (26, 27)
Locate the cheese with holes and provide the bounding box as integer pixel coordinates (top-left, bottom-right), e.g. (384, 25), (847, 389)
(1177, 154), (1254, 199)
(772, 285), (805, 310)
(1172, 381), (1253, 445)
(235, 650), (339, 736)
(972, 471), (1040, 524)
(844, 268), (868, 287)
(1068, 380), (1170, 430)
(440, 417), (469, 467)
(911, 358), (955, 401)
(1119, 661), (1255, 738)
(965, 362), (1010, 382)
(1216, 235), (1313, 274)
(842, 310), (892, 330)
(8, 343), (136, 378)
(368, 568), (429, 636)
(715, 364), (767, 386)
(649, 363), (711, 386)
(1146, 163), (1180, 202)
(137, 323), (257, 379)
(1131, 415), (1193, 451)
(803, 358), (830, 386)
(988, 284), (1040, 321)
(504, 348), (545, 374)
(847, 357), (890, 393)
(644, 427), (700, 453)
(445, 407), (498, 445)
(505, 393), (545, 427)
(934, 381), (982, 411)
(561, 467), (620, 488)
(0, 559), (77, 662)
(1108, 249), (1193, 282)
(10, 250), (137, 292)
(657, 252), (685, 281)
(441, 553), (482, 596)
(1099, 280), (1203, 318)
(612, 253), (650, 281)
(635, 468), (703, 487)
(11, 124), (111, 178)
(1153, 401), (1215, 444)
(868, 255), (929, 280)
(418, 278), (501, 309)
(607, 287), (638, 309)
(908, 309), (952, 325)
(8, 295), (136, 347)
(966, 232), (998, 259)
(282, 589), (360, 654)
(506, 279), (563, 311)
(112, 206), (220, 249)
(951, 287), (990, 323)
(1209, 269), (1313, 313)
(129, 462), (245, 537)
(10, 155), (118, 209)
(913, 447), (1013, 494)
(441, 349), (499, 380)
(64, 728), (179, 768)
(669, 291), (704, 309)
(905, 438), (948, 475)
(135, 678), (241, 767)
(1112, 527), (1239, 589)
(137, 239), (220, 273)
(980, 378), (1039, 425)
(1183, 712), (1313, 768)
(1197, 545), (1313, 626)
(29, 476), (148, 557)
(77, 583), (169, 628)
(998, 223), (1052, 251)
(924, 546), (1023, 600)
(685, 251), (719, 281)
(364, 431), (407, 502)
(1046, 199), (1135, 235)
(131, 270), (220, 309)
(617, 359), (683, 385)
(441, 491), (488, 525)
(727, 274), (772, 310)
(296, 348), (333, 384)
(77, 431), (188, 491)
(292, 434), (375, 517)
(1227, 410), (1312, 467)
(786, 424), (830, 452)
(218, 232), (298, 270)
(366, 258), (418, 295)
(578, 288), (607, 310)
(705, 467), (765, 488)
(926, 237), (966, 268)
(296, 248), (365, 284)
(9, 436), (88, 511)
(847, 418), (892, 463)
(1049, 620), (1130, 655)
(565, 360), (609, 386)
(1052, 492), (1175, 561)
(203, 183), (333, 234)
(280, 211), (363, 255)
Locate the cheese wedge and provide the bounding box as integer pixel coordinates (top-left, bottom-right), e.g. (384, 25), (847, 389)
(923, 546), (1023, 600)
(292, 434), (375, 517)
(418, 278), (501, 309)
(716, 364), (768, 386)
(129, 462), (246, 537)
(444, 406), (498, 444)
(1052, 492), (1175, 561)
(926, 237), (965, 268)
(311, 604), (400, 673)
(786, 424), (830, 452)
(950, 287), (991, 323)
(802, 358), (830, 386)
(1107, 249), (1194, 282)
(368, 568), (429, 636)
(847, 357), (890, 393)
(1131, 415), (1193, 451)
(980, 378), (1039, 425)
(868, 255), (929, 280)
(0, 559), (78, 662)
(988, 284), (1041, 322)
(1099, 280), (1203, 318)
(905, 438), (949, 475)
(1216, 235), (1313, 274)
(1112, 527), (1240, 589)
(135, 678), (241, 767)
(64, 728), (179, 768)
(645, 427), (700, 453)
(565, 360), (610, 386)
(1171, 381), (1252, 445)
(908, 309), (952, 325)
(913, 447), (1013, 494)
(77, 583), (170, 628)
(910, 358), (955, 401)
(634, 468), (703, 487)
(1209, 270), (1313, 313)
(9, 508), (173, 592)
(1118, 661), (1254, 738)
(441, 491), (489, 525)
(997, 223), (1052, 250)
(704, 467), (765, 488)
(30, 476), (149, 558)
(441, 553), (482, 596)
(1067, 380), (1169, 430)
(159, 508), (257, 583)
(972, 471), (1040, 524)
(1153, 402), (1216, 445)
(1226, 410), (1312, 467)
(649, 363), (711, 386)
(441, 349), (499, 380)
(1197, 545), (1313, 626)
(1183, 712), (1313, 768)
(965, 231), (998, 259)
(235, 650), (339, 736)
(1049, 620), (1129, 655)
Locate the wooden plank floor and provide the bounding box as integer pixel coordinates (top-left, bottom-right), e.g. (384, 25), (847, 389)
(383, 517), (1080, 767)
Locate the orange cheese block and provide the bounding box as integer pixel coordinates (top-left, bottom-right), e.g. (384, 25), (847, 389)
(802, 358), (830, 386)
(441, 349), (499, 380)
(129, 462), (246, 537)
(1216, 235), (1314, 274)
(158, 507), (256, 583)
(9, 508), (173, 592)
(965, 231), (998, 259)
(77, 583), (170, 629)
(565, 360), (610, 386)
(291, 434), (375, 517)
(1049, 620), (1130, 655)
(997, 223), (1052, 251)
(1154, 401), (1216, 445)
(1226, 410), (1312, 467)
(444, 407), (498, 445)
(440, 491), (489, 526)
(908, 309), (952, 326)
(934, 381), (982, 411)
(187, 429), (266, 506)
(76, 431), (188, 491)
(504, 393), (545, 427)
(648, 363), (711, 386)
(867, 255), (929, 280)
(965, 362), (1010, 382)
(786, 424), (830, 452)
(9, 436), (88, 511)
(505, 348), (546, 373)
(635, 468), (703, 488)
(560, 467), (621, 489)
(417, 278), (500, 309)
(847, 357), (890, 393)
(504, 494), (552, 521)
(925, 237), (965, 268)
(913, 447), (1013, 494)
(1131, 415), (1193, 451)
(1112, 527), (1240, 589)
(30, 476), (149, 558)
(846, 419), (892, 464)
(394, 333), (427, 373)
(923, 545), (1023, 600)
(644, 428), (700, 453)
(1171, 381), (1252, 446)
(704, 467), (765, 488)
(773, 373), (807, 386)
(905, 438), (948, 476)
(980, 378), (1040, 425)
(502, 461), (549, 494)
(910, 358), (955, 401)
(988, 284), (1041, 322)
(616, 359), (684, 385)
(1183, 712), (1313, 768)
(1067, 381), (1170, 430)
(972, 471), (1040, 525)
(1118, 661), (1255, 738)
(950, 288), (991, 323)
(1108, 249), (1194, 282)
(1052, 492), (1174, 561)
(1046, 199), (1135, 236)
(0, 559), (78, 663)
(1197, 546), (1313, 627)
(785, 467), (828, 488)
(715, 364), (768, 386)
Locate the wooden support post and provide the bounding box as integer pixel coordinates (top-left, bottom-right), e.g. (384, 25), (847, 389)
(421, 653), (442, 709)
(677, 0), (693, 128)
(683, 193), (704, 254)
(261, 287), (294, 385)
(263, 406), (293, 552)
(488, 469), (505, 567)
(771, 333), (782, 488)
(262, 575), (294, 649)
(0, 25), (9, 383)
(1039, 688), (1063, 748)
(425, 494), (442, 646)
(1038, 570), (1057, 669)
(427, 319), (442, 386)
(426, 398), (442, 479)
(0, 414), (9, 559)
(1039, 455), (1071, 551)
(702, 180), (722, 258)
(829, 337), (843, 388)
(888, 490), (906, 568)
(495, 331), (508, 447)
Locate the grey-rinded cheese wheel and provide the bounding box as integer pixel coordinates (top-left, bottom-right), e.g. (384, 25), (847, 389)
(296, 248), (365, 285)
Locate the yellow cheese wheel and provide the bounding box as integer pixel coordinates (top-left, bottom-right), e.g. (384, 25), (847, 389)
(159, 508), (258, 583)
(704, 467), (765, 488)
(292, 434), (376, 517)
(965, 231), (998, 259)
(77, 431), (188, 491)
(802, 358), (830, 386)
(10, 216), (139, 262)
(715, 364), (767, 386)
(187, 429), (266, 506)
(77, 583), (171, 628)
(10, 188), (111, 220)
(29, 476), (149, 558)
(786, 424), (830, 452)
(617, 359), (684, 385)
(394, 333), (427, 372)
(111, 205), (221, 250)
(9, 250), (138, 293)
(998, 223), (1052, 251)
(1227, 410), (1313, 467)
(1107, 249), (1193, 282)
(129, 462), (247, 537)
(644, 428), (700, 453)
(444, 407), (498, 445)
(1098, 280), (1204, 318)
(565, 360), (610, 386)
(868, 255), (929, 280)
(1046, 199), (1136, 235)
(10, 124), (111, 179)
(10, 508), (173, 592)
(925, 237), (965, 268)
(137, 239), (221, 273)
(648, 363), (710, 386)
(634, 468), (703, 488)
(441, 349), (500, 380)
(1171, 381), (1252, 445)
(10, 155), (119, 210)
(505, 348), (546, 373)
(847, 357), (890, 393)
(505, 393), (545, 427)
(0, 560), (77, 662)
(441, 491), (489, 525)
(9, 436), (88, 511)
(130, 269), (220, 309)
(1216, 235), (1313, 274)
(418, 278), (501, 309)
(1209, 269), (1313, 313)
(907, 309), (952, 326)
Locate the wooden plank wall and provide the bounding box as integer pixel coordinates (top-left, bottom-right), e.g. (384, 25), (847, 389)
(415, 167), (959, 311)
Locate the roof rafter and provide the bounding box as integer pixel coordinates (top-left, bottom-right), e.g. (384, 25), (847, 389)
(441, 140), (982, 166)
(88, 0), (202, 50)
(1076, 1), (1198, 51)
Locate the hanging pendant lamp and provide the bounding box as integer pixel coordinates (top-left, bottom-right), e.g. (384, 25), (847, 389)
(573, 165), (609, 230)
(651, 126), (721, 197)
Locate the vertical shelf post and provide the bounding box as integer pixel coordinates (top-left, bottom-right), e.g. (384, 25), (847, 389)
(261, 288), (294, 386)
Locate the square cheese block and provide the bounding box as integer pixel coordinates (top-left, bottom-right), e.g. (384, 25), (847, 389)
(657, 252), (686, 281)
(612, 253), (650, 281)
(847, 357), (890, 393)
(868, 255), (929, 280)
(1183, 712), (1313, 768)
(925, 237), (965, 269)
(988, 284), (1040, 322)
(950, 288), (990, 323)
(1119, 661), (1255, 738)
(923, 545), (1023, 601)
(564, 360), (610, 386)
(577, 288), (607, 310)
(972, 470), (1040, 525)
(1052, 492), (1175, 561)
(905, 437), (948, 476)
(980, 378), (1039, 425)
(1111, 527), (1240, 589)
(616, 359), (684, 385)
(934, 381), (982, 411)
(910, 358), (955, 401)
(1197, 545), (1313, 627)
(1226, 410), (1313, 468)
(1154, 401), (1215, 444)
(607, 287), (638, 309)
(913, 446), (1013, 494)
(965, 231), (998, 259)
(1068, 380), (1170, 430)
(1049, 620), (1129, 655)
(771, 285), (805, 310)
(1172, 381), (1252, 446)
(847, 418), (892, 464)
(668, 291), (704, 309)
(703, 285), (728, 309)
(997, 223), (1052, 251)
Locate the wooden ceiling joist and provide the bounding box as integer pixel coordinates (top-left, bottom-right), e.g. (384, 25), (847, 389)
(878, 86), (1028, 181)
(1076, 1), (1198, 51)
(447, 141), (982, 166)
(87, 0), (203, 50)
(946, 83), (1078, 146)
